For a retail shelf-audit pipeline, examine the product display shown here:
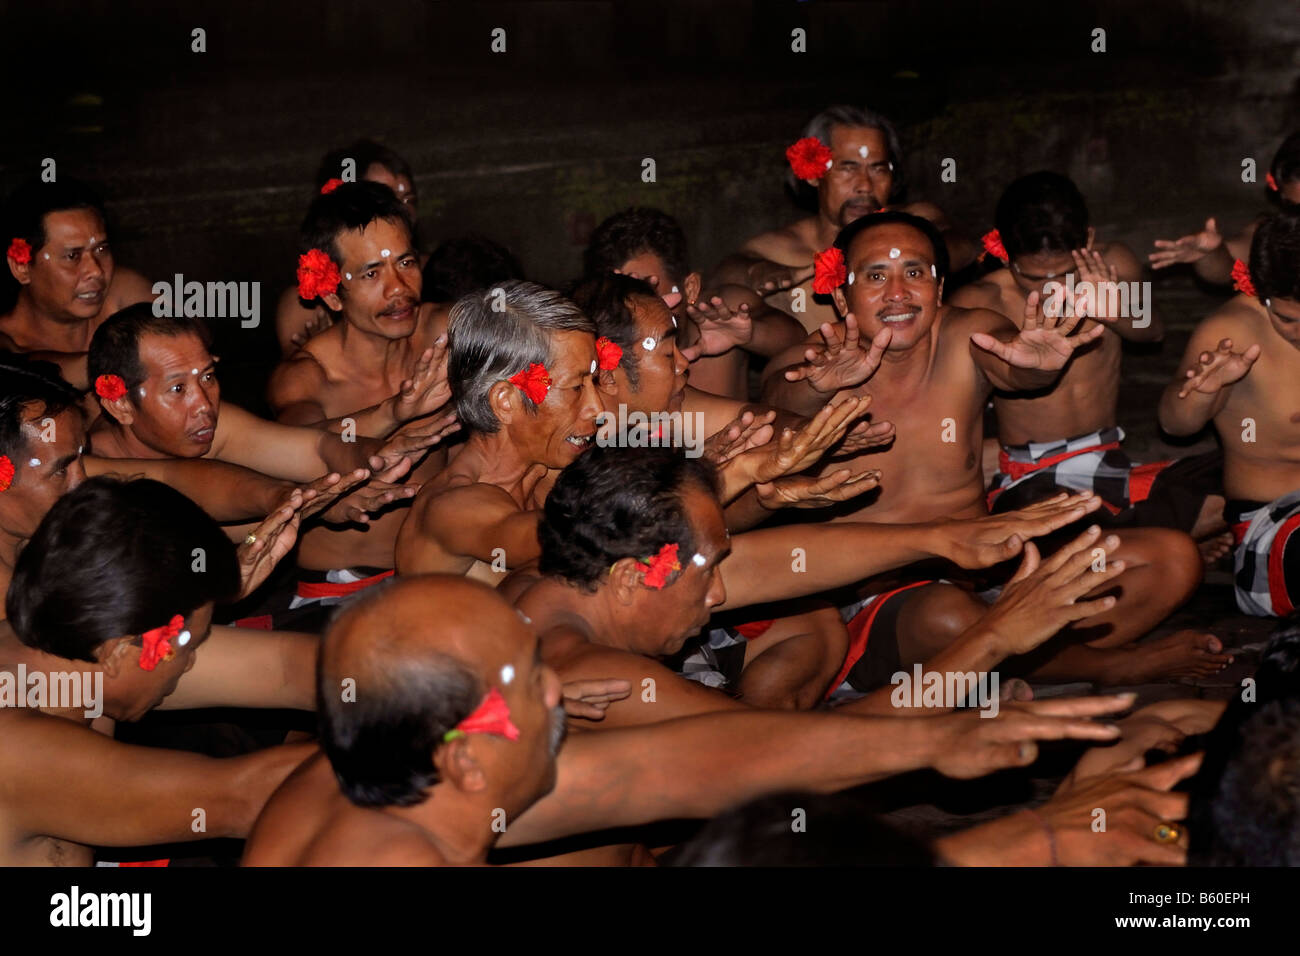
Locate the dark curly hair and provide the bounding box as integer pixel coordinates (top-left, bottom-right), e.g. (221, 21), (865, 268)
(567, 272), (659, 389)
(538, 445), (717, 592)
(1248, 210), (1300, 304)
(0, 351), (84, 464)
(582, 207), (689, 286)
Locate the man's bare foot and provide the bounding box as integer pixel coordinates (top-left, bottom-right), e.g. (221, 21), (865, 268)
(1101, 630), (1233, 685)
(1197, 530), (1234, 565)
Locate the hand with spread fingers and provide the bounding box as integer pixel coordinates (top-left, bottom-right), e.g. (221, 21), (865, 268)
(783, 314), (891, 394)
(935, 491), (1104, 569)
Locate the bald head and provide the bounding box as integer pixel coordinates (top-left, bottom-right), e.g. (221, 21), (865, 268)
(318, 575), (535, 808)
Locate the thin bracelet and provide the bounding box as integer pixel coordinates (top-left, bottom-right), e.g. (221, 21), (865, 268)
(1025, 809), (1060, 866)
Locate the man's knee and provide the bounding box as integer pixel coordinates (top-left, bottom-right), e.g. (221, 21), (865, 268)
(1116, 528), (1202, 599)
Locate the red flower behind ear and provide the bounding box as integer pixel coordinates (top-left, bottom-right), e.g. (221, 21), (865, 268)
(786, 137), (834, 182)
(1231, 259), (1257, 298)
(1267, 172), (1279, 192)
(7, 238), (31, 265)
(320, 178), (344, 195)
(595, 336), (623, 371)
(509, 363), (551, 404)
(636, 543), (682, 590)
(451, 687), (520, 741)
(811, 247), (847, 294)
(94, 374), (127, 401)
(0, 456), (13, 492)
(297, 249), (342, 300)
(139, 614), (184, 671)
(981, 230), (1009, 264)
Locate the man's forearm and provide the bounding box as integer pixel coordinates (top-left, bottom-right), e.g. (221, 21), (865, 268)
(1157, 384), (1225, 436)
(1193, 244), (1235, 285)
(501, 710), (945, 847)
(88, 455), (290, 521)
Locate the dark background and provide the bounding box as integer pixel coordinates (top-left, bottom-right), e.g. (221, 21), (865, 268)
(3, 0), (1298, 415)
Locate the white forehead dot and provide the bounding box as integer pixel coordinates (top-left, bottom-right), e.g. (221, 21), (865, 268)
(858, 146), (869, 159)
(500, 664), (515, 685)
(42, 253), (50, 260)
(27, 458), (41, 467)
(396, 182), (407, 193)
(381, 249), (391, 258)
(847, 271), (855, 285)
(889, 248), (901, 259)
(176, 630), (192, 647)
(691, 553), (706, 567)
(88, 236), (98, 245)
(345, 272), (352, 281)
(590, 359), (598, 374)
(641, 336), (657, 351)
(930, 265), (937, 278)
(191, 368), (199, 376)
(670, 285), (679, 294)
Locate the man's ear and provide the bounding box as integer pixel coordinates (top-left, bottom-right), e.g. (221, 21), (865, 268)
(435, 737), (487, 793)
(936, 277), (945, 304)
(488, 381), (516, 427)
(683, 272), (702, 306)
(99, 394), (135, 427)
(7, 257), (31, 286)
(831, 287), (849, 317)
(607, 558), (643, 606)
(320, 291), (343, 313)
(95, 636), (135, 679)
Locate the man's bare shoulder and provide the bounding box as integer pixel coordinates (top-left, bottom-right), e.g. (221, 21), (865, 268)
(899, 200), (947, 227)
(1189, 297), (1266, 345)
(947, 274), (1008, 311)
(940, 301), (1013, 338)
(106, 266), (154, 312)
(267, 347), (333, 409)
(301, 811), (447, 866)
(741, 219), (817, 265)
(1096, 240), (1144, 282)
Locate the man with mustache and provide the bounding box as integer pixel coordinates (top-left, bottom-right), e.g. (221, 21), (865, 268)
(266, 182), (457, 603)
(1, 178), (154, 389)
(242, 574), (1132, 866)
(762, 211), (1225, 686)
(710, 105), (977, 335)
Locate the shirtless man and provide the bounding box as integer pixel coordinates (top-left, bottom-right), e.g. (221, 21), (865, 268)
(949, 172), (1223, 548)
(395, 281), (600, 581)
(242, 574), (1132, 866)
(0, 351), (398, 605)
(275, 140), (421, 354)
(762, 211), (1224, 685)
(0, 477), (317, 865)
(1150, 131), (1300, 285)
(710, 105), (977, 335)
(516, 444), (1120, 727)
(582, 206), (805, 399)
(1159, 211), (1300, 617)
(2, 178), (153, 388)
(267, 181), (458, 594)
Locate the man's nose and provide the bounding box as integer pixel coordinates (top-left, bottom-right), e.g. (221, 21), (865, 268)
(706, 569), (726, 608)
(883, 271), (909, 299)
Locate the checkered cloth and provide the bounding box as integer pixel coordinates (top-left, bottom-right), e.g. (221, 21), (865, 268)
(1233, 488), (1300, 617)
(676, 626), (748, 690)
(987, 426), (1169, 513)
(289, 567), (394, 610)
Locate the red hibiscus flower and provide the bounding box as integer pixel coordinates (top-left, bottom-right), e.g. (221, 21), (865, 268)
(595, 336), (623, 371)
(1231, 259), (1256, 298)
(320, 178), (344, 195)
(297, 249), (342, 300)
(94, 374), (127, 402)
(508, 363), (551, 404)
(1267, 172), (1279, 192)
(0, 456), (13, 493)
(451, 687), (521, 741)
(636, 543), (681, 590)
(139, 614), (184, 672)
(786, 137), (834, 182)
(981, 229), (1008, 264)
(7, 238), (32, 265)
(811, 247), (847, 294)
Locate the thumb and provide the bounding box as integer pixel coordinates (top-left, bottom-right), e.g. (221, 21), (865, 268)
(1009, 541), (1040, 584)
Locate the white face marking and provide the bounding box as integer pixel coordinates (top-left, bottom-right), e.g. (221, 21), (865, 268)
(670, 285), (679, 294)
(42, 253), (50, 260)
(590, 359), (598, 374)
(858, 146), (869, 159)
(191, 368), (199, 376)
(380, 249), (391, 258)
(931, 265), (937, 278)
(88, 236), (98, 245)
(671, 314), (678, 329)
(825, 158), (833, 170)
(515, 609), (532, 625)
(847, 271), (855, 285)
(176, 630), (192, 647)
(396, 182), (406, 193)
(345, 272), (352, 281)
(500, 664), (515, 685)
(27, 458), (41, 468)
(889, 248), (901, 259)
(691, 553), (706, 567)
(642, 336), (657, 351)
